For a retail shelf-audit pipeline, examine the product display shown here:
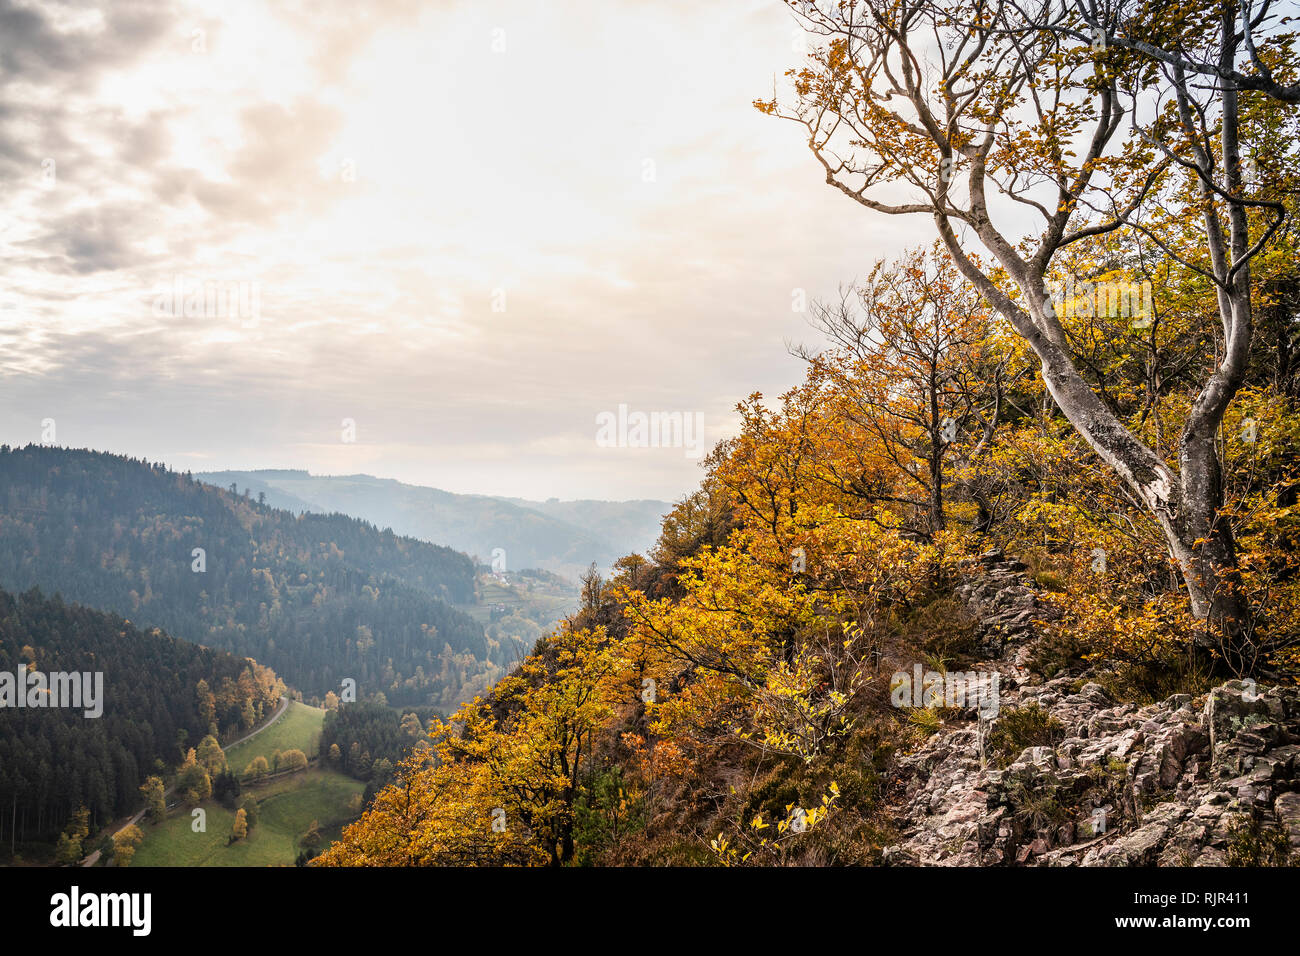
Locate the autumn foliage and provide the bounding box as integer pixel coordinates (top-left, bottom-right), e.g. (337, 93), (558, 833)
(319, 0), (1300, 866)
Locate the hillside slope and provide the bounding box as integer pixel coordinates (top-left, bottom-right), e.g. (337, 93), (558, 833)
(0, 445), (515, 708)
(0, 586), (283, 849)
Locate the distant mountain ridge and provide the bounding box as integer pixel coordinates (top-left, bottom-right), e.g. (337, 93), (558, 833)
(0, 446), (515, 709)
(195, 470), (670, 579)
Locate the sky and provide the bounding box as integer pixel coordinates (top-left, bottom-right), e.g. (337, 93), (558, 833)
(0, 0), (929, 501)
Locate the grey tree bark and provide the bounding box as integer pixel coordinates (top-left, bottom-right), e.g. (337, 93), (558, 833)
(772, 0), (1290, 658)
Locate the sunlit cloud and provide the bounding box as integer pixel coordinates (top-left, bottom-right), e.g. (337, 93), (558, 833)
(0, 0), (910, 501)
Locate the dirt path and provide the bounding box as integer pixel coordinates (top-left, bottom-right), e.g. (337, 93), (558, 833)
(222, 695), (291, 752)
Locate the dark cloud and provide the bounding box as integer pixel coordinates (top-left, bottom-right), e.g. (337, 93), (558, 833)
(0, 1), (362, 274)
(0, 0), (174, 87)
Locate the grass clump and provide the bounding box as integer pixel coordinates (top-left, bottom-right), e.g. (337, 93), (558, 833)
(985, 704), (1064, 769)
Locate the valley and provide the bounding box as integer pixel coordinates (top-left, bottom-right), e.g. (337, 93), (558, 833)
(129, 701), (360, 868)
(0, 445), (648, 867)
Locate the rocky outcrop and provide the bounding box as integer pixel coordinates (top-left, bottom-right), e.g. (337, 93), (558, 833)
(882, 552), (1298, 867)
(956, 551), (1044, 657)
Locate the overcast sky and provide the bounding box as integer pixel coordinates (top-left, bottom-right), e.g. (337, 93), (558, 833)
(0, 0), (926, 501)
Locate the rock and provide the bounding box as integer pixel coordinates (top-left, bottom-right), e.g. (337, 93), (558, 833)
(882, 674), (1300, 866)
(1275, 792), (1300, 851)
(878, 555), (1300, 868)
(1205, 682), (1269, 756)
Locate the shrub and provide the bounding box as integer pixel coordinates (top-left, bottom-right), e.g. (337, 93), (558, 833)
(1225, 816), (1291, 867)
(985, 705), (1064, 768)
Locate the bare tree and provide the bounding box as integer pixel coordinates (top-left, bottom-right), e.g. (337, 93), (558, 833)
(762, 0), (1291, 655)
(801, 243), (1012, 540)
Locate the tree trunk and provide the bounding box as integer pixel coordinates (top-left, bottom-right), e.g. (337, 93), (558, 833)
(936, 221), (1248, 655)
(1036, 309), (1247, 653)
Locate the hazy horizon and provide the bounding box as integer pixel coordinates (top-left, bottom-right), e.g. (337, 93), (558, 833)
(192, 462), (673, 505)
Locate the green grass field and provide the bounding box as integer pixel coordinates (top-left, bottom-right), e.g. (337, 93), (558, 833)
(129, 767), (364, 867)
(224, 699), (326, 776)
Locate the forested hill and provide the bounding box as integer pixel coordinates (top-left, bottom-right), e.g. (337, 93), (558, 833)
(0, 445), (518, 708)
(318, 238), (1300, 867)
(0, 586), (283, 850)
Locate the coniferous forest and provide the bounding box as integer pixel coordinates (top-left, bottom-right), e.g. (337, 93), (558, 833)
(0, 445), (518, 708)
(0, 587), (283, 844)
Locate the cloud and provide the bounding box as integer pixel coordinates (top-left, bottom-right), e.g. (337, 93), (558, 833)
(0, 0), (901, 501)
(0, 0), (171, 88)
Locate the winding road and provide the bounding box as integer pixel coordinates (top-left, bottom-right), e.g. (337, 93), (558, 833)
(79, 695), (291, 866)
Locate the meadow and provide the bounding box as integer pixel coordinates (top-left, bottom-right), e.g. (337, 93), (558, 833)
(224, 700), (325, 776)
(130, 698), (359, 866)
(130, 768), (363, 867)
